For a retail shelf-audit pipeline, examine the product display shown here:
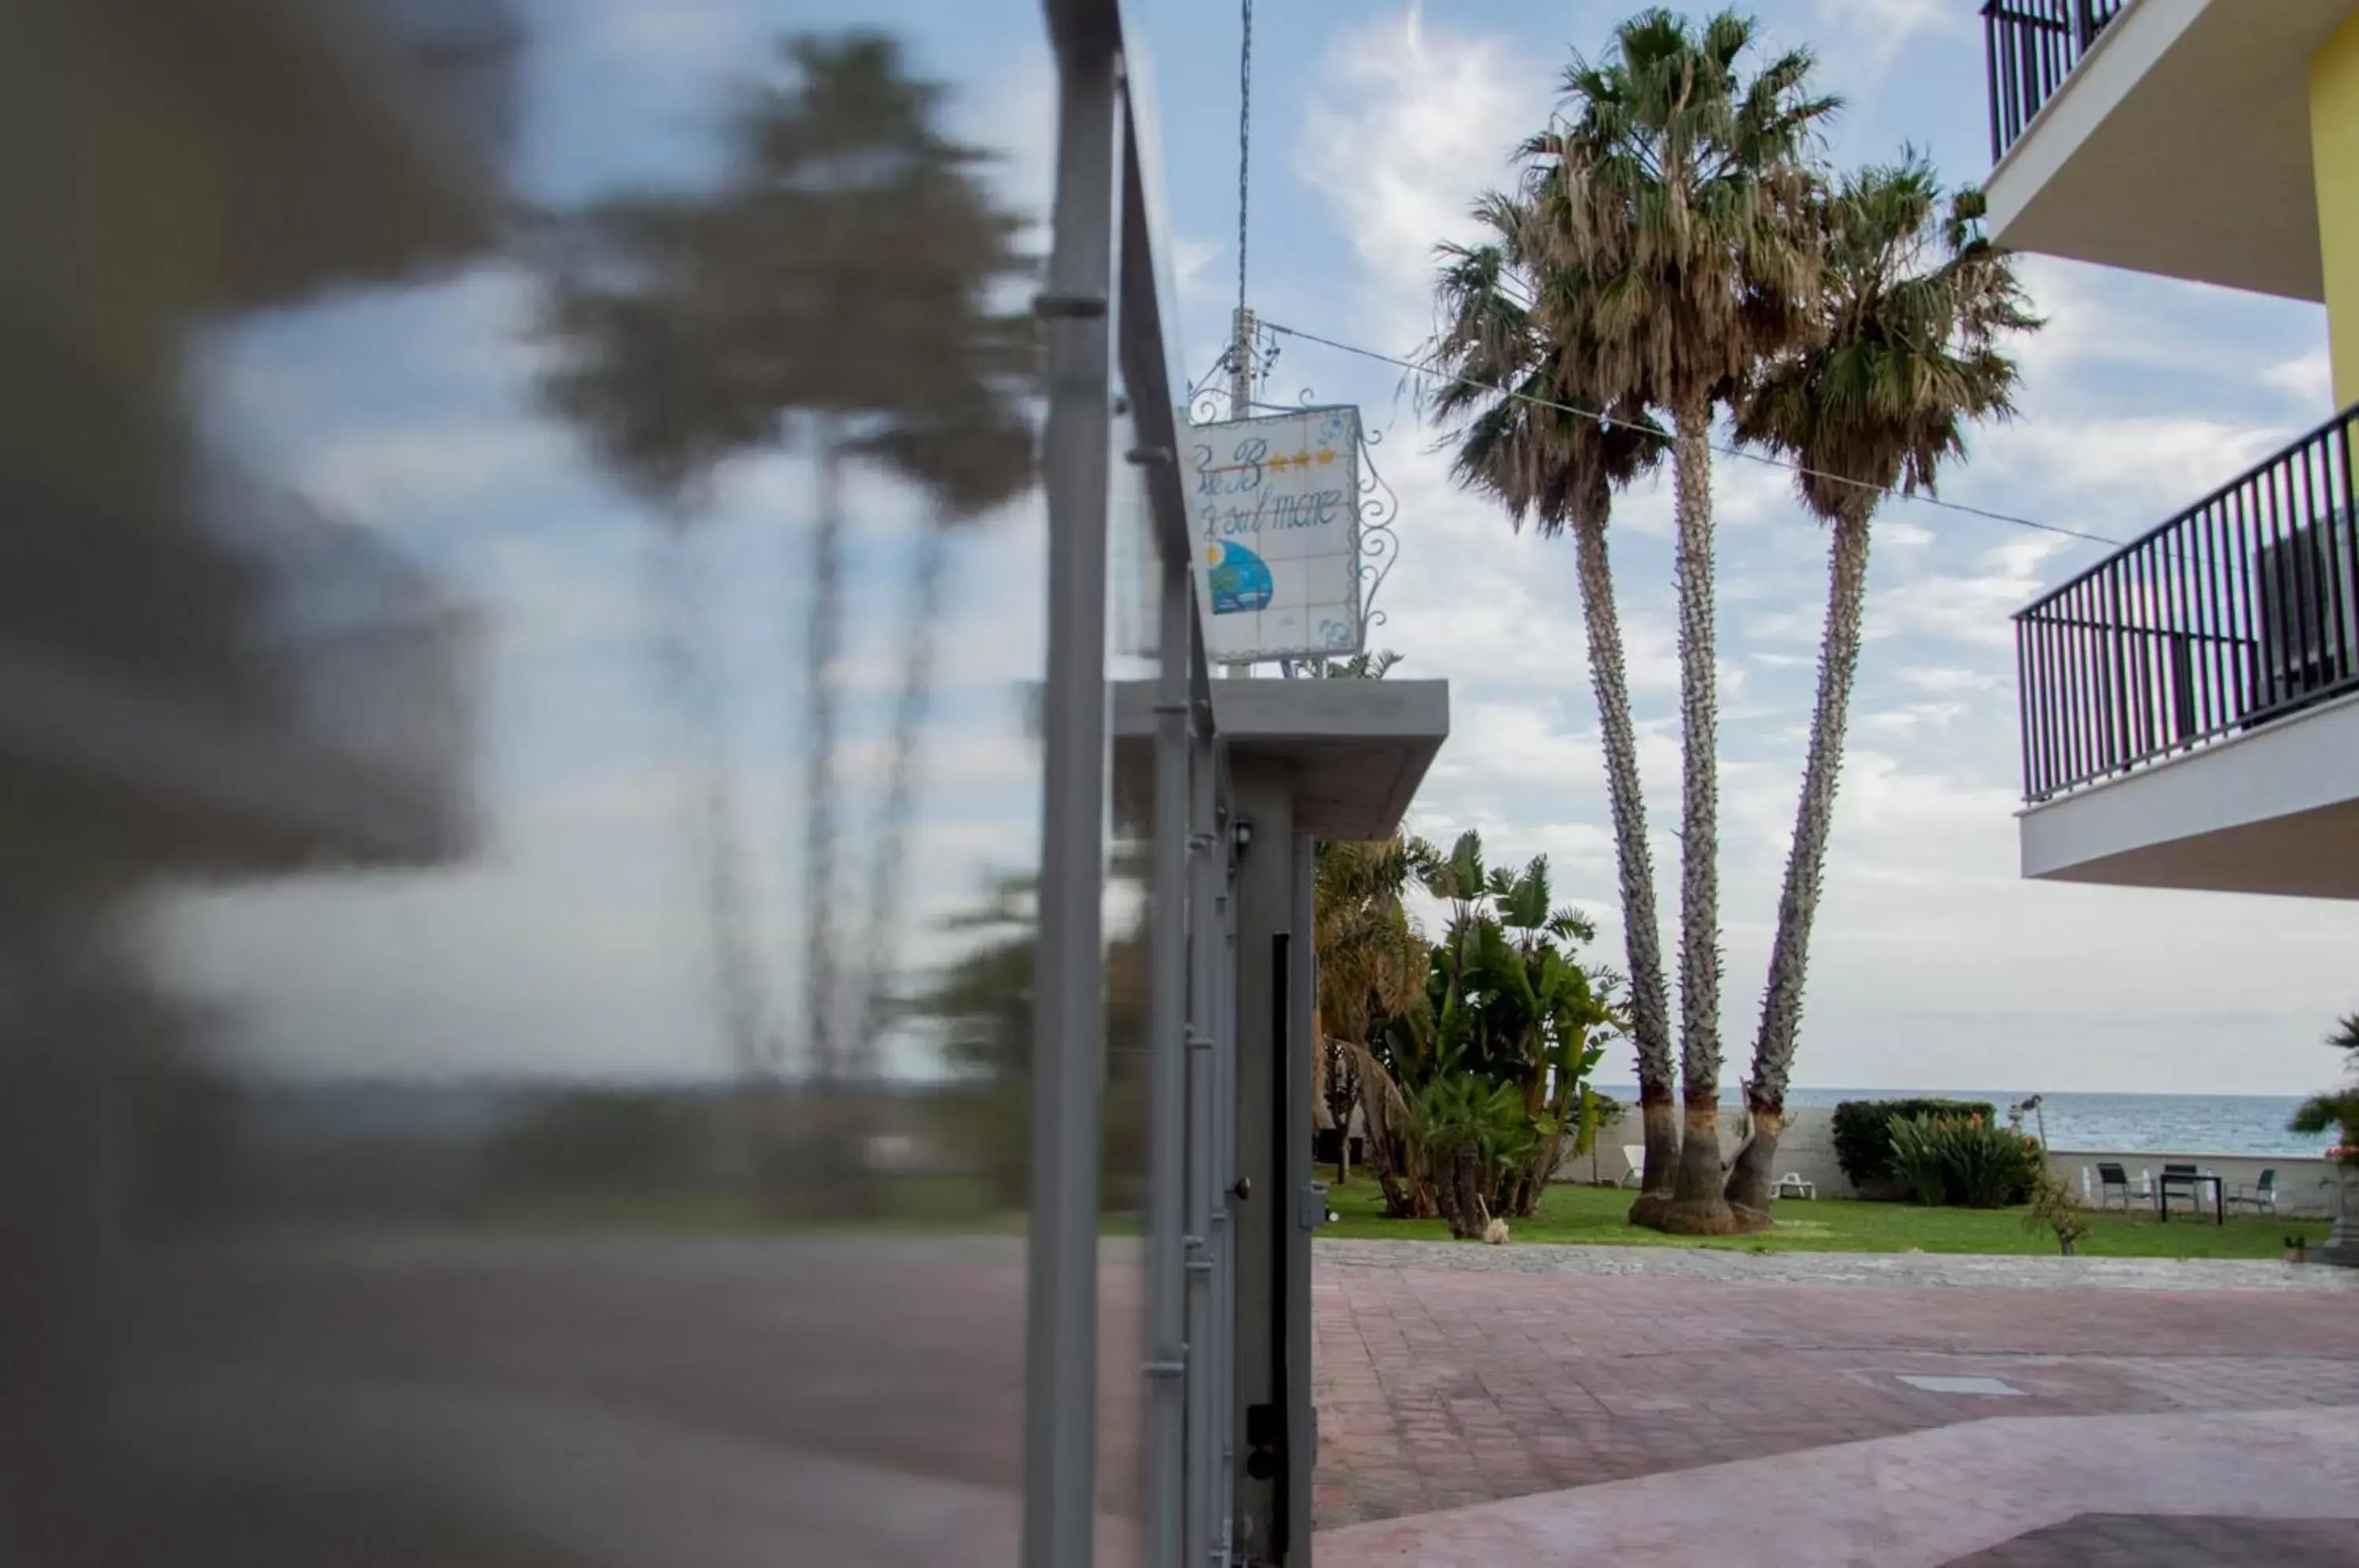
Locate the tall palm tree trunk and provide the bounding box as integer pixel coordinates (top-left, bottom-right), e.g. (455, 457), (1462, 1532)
(645, 525), (771, 1079)
(1665, 408), (1735, 1234)
(1728, 506), (1873, 1216)
(801, 425), (866, 1205)
(1571, 511), (1678, 1213)
(802, 425), (846, 1087)
(853, 512), (951, 1076)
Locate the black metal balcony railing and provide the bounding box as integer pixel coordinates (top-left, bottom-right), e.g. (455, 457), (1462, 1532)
(1984, 0), (2131, 163)
(2015, 405), (2359, 803)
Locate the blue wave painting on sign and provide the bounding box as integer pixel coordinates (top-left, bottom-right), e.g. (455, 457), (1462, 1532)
(1205, 540), (1274, 614)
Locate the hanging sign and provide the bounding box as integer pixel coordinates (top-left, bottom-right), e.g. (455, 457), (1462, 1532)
(1183, 406), (1365, 663)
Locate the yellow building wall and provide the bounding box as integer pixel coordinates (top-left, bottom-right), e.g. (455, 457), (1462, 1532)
(2315, 11), (2359, 409)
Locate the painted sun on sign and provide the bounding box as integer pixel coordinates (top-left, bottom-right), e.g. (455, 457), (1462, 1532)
(1182, 407), (1364, 663)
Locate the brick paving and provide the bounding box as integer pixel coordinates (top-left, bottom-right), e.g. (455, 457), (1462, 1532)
(1313, 1243), (2359, 1532)
(1945, 1514), (2359, 1566)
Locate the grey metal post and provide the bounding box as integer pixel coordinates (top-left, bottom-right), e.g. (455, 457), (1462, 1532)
(1214, 815), (1240, 1564)
(1024, 35), (1119, 1568)
(1226, 762), (1296, 1562)
(1284, 830), (1320, 1564)
(1145, 555), (1192, 1568)
(1183, 668), (1221, 1566)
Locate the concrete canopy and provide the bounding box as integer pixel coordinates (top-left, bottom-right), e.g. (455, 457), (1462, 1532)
(1112, 677), (1448, 841)
(1984, 0), (2356, 302)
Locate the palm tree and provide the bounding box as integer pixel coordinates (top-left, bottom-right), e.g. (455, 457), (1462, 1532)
(1312, 836), (1428, 1185)
(538, 32), (1034, 1096)
(847, 325), (1036, 1082)
(1514, 8), (1836, 1232)
(2290, 1013), (2359, 1167)
(714, 32), (1037, 1088)
(1724, 160), (2033, 1218)
(539, 197), (778, 1078)
(1429, 191), (1680, 1213)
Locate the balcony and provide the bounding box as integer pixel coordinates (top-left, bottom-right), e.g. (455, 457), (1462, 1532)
(1979, 0), (2354, 301)
(2015, 405), (2359, 896)
(1983, 0), (2129, 162)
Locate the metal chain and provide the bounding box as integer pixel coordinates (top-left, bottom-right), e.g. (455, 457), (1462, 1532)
(1235, 0), (1252, 327)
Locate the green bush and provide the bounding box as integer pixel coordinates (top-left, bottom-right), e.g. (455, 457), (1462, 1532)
(1831, 1098), (1997, 1188)
(1887, 1116), (1951, 1206)
(1885, 1113), (2041, 1208)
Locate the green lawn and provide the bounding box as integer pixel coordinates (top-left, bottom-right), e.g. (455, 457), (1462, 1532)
(1317, 1178), (2306, 1260)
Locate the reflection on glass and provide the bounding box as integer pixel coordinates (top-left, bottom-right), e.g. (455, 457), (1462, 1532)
(0, 2), (1066, 1562)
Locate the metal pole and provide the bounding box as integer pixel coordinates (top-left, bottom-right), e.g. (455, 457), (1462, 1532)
(1024, 36), (1118, 1568)
(1213, 800), (1241, 1564)
(1183, 658), (1221, 1568)
(1145, 555), (1192, 1568)
(1227, 305), (1255, 421)
(1283, 830), (1319, 1564)
(1224, 306), (1255, 680)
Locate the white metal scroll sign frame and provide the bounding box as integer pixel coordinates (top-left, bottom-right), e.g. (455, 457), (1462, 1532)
(1183, 406), (1365, 663)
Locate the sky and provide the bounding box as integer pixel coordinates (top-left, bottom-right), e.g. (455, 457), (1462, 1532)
(155, 0), (2357, 1099)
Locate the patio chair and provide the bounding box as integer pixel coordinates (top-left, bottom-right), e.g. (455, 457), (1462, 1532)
(2228, 1169), (2279, 1214)
(2094, 1162), (2136, 1212)
(2159, 1162), (2203, 1218)
(1620, 1145), (1646, 1188)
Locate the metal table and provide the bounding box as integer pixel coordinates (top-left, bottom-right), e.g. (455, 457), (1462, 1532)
(2156, 1172), (2225, 1225)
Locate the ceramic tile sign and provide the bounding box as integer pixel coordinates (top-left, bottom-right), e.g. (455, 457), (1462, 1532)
(1183, 406), (1364, 663)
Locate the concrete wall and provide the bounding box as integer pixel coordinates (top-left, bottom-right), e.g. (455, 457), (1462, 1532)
(2045, 1150), (2349, 1220)
(1573, 1106), (1861, 1198)
(2313, 9), (2359, 405)
(1566, 1106), (2353, 1220)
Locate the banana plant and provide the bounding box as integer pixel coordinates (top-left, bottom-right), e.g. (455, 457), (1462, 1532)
(1363, 830), (1621, 1231)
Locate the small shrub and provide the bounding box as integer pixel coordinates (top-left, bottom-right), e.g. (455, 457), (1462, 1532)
(2022, 1165), (2091, 1255)
(1831, 1098), (1998, 1189)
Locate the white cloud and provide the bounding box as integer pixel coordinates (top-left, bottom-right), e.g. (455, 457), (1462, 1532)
(2263, 344), (2335, 410)
(1172, 237), (1223, 299)
(1857, 700), (1967, 737)
(1986, 415), (2288, 518)
(1897, 665), (1998, 694)
(1296, 6), (1553, 347)
(1804, 0), (1964, 87)
(1868, 533), (2071, 647)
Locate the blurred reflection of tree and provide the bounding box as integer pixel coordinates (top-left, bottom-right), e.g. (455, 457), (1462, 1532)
(536, 33), (1036, 1125)
(921, 852), (1150, 1215)
(2, 2), (514, 1553)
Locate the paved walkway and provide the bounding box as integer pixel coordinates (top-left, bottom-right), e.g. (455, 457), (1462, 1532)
(1947, 1512), (2359, 1566)
(1319, 1407), (2359, 1567)
(1314, 1242), (2359, 1563)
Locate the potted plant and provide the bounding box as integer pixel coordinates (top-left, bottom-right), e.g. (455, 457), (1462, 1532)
(2286, 1232), (2311, 1264)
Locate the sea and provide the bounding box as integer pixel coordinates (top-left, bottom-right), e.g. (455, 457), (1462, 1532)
(1592, 1086), (2337, 1158)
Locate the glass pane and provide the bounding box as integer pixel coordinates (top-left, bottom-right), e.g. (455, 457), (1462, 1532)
(0, 2), (1057, 1562)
